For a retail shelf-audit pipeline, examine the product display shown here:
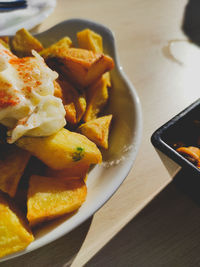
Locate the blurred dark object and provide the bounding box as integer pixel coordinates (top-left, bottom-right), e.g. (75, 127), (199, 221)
(174, 168), (200, 207)
(0, 1), (27, 12)
(151, 99), (200, 177)
(182, 0), (200, 45)
(0, 124), (8, 144)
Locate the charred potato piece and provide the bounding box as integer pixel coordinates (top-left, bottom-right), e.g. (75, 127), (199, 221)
(0, 192), (34, 258)
(79, 115), (112, 149)
(16, 128), (102, 170)
(46, 48), (114, 88)
(11, 28), (43, 57)
(27, 175), (87, 226)
(0, 145), (31, 197)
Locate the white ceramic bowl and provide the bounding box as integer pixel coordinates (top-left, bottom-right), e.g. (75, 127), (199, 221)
(0, 19), (142, 262)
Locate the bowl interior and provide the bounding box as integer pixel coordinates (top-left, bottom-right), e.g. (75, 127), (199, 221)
(0, 19), (142, 262)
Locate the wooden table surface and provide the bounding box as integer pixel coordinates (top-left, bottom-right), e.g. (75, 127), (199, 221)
(2, 0), (200, 266)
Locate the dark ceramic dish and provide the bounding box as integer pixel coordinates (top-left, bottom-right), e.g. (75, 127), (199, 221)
(151, 98), (200, 177)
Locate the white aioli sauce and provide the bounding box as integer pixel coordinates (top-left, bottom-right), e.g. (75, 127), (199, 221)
(0, 44), (66, 143)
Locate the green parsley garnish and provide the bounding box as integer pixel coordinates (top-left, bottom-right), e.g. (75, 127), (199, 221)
(72, 147), (85, 161)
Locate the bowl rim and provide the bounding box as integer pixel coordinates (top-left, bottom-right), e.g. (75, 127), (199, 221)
(151, 98), (200, 175)
(0, 18), (143, 262)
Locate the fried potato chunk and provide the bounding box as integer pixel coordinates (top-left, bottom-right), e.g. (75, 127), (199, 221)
(11, 28), (43, 57)
(27, 175), (87, 226)
(77, 29), (111, 87)
(53, 80), (63, 99)
(40, 36), (72, 59)
(45, 162), (90, 181)
(84, 73), (111, 122)
(0, 145), (31, 197)
(58, 79), (86, 124)
(77, 28), (103, 53)
(176, 146), (200, 165)
(16, 128), (102, 170)
(0, 192), (34, 258)
(75, 92), (87, 123)
(0, 36), (10, 49)
(46, 48), (114, 88)
(79, 115), (112, 149)
(77, 29), (112, 121)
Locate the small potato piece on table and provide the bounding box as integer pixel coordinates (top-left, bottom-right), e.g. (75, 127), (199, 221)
(16, 128), (102, 170)
(27, 175), (87, 226)
(0, 192), (34, 258)
(46, 48), (114, 88)
(0, 145), (30, 197)
(79, 115), (112, 149)
(11, 28), (43, 57)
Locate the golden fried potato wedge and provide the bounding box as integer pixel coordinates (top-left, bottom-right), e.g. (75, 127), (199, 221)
(57, 79), (77, 124)
(46, 48), (114, 88)
(77, 29), (111, 86)
(65, 103), (77, 124)
(45, 163), (90, 181)
(0, 36), (9, 45)
(11, 28), (43, 57)
(58, 79), (86, 124)
(75, 92), (87, 123)
(27, 175), (87, 226)
(79, 115), (112, 149)
(53, 80), (63, 99)
(84, 73), (110, 122)
(0, 145), (31, 197)
(77, 28), (103, 53)
(0, 36), (10, 49)
(40, 36), (72, 59)
(0, 192), (34, 258)
(16, 128), (102, 170)
(102, 71), (111, 87)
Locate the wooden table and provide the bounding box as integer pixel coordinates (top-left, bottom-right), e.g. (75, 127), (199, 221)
(2, 0), (200, 266)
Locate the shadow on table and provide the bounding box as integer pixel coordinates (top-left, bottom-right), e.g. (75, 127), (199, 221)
(182, 0), (200, 45)
(86, 169), (200, 267)
(0, 217), (92, 267)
